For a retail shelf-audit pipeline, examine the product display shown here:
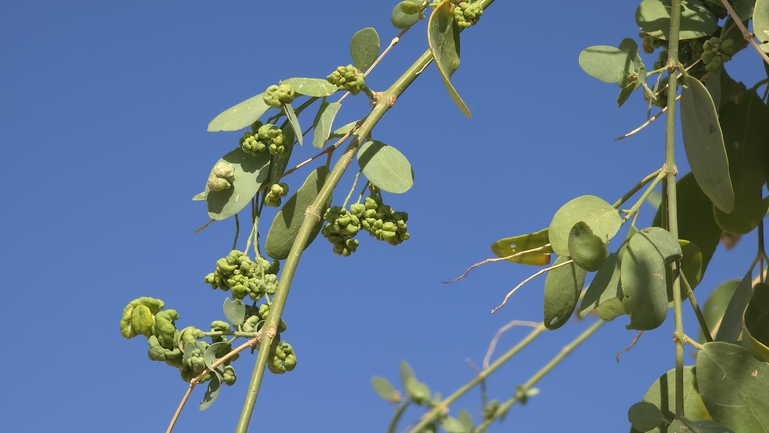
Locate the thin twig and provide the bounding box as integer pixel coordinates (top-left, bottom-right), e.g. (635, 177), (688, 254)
(483, 320), (541, 369)
(491, 260), (573, 314)
(614, 95), (680, 141)
(366, 28), (411, 78)
(443, 244), (552, 284)
(719, 0), (769, 66)
(615, 331), (643, 363)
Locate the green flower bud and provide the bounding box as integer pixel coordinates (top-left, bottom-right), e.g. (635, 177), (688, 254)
(263, 84), (295, 108)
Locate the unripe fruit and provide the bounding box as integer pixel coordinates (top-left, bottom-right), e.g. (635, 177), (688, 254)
(568, 221), (608, 272)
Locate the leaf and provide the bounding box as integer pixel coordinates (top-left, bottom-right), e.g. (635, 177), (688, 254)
(579, 39), (642, 86)
(329, 120), (357, 140)
(441, 416), (470, 433)
(680, 75), (734, 213)
(755, 0), (769, 43)
(490, 228), (553, 266)
(696, 342), (769, 433)
(199, 373), (222, 411)
(399, 360), (415, 389)
(312, 101), (342, 149)
(204, 342), (230, 373)
(679, 240), (703, 290)
(223, 298), (246, 326)
(715, 269), (754, 342)
(580, 252), (623, 319)
(678, 418), (735, 433)
(283, 102), (302, 146)
(735, 0), (756, 21)
(628, 401), (665, 432)
(428, 0), (471, 118)
(743, 283), (769, 362)
(632, 367), (710, 433)
(392, 0), (421, 29)
(653, 172), (722, 274)
(350, 27), (380, 71)
(280, 77), (338, 97)
(713, 95), (769, 234)
(192, 191), (206, 201)
(636, 0), (718, 40)
(621, 229), (670, 330)
(458, 410), (474, 431)
(544, 256), (586, 330)
(372, 376), (397, 401)
(404, 377), (431, 404)
(206, 148), (271, 221)
(548, 195), (622, 257)
(701, 279), (740, 343)
(265, 166), (330, 260)
(208, 93), (270, 132)
(637, 227), (683, 264)
(357, 140), (414, 194)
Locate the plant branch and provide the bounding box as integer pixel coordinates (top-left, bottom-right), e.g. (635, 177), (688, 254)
(679, 270), (712, 342)
(612, 168), (663, 209)
(719, 0), (769, 66)
(473, 320), (605, 432)
(443, 244), (552, 284)
(491, 259), (573, 314)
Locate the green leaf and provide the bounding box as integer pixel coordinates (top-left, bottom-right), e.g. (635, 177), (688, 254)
(617, 82), (636, 107)
(568, 221), (608, 272)
(283, 102), (302, 146)
(579, 38), (643, 87)
(702, 279), (740, 343)
(680, 76), (734, 213)
(621, 229), (671, 330)
(755, 0), (769, 43)
(713, 95), (769, 234)
(265, 166), (330, 260)
(628, 401), (665, 432)
(206, 148), (271, 221)
(372, 376), (397, 401)
(441, 416), (470, 433)
(548, 195), (622, 257)
(204, 342), (230, 373)
(735, 0), (756, 21)
(715, 270), (754, 342)
(199, 373), (222, 411)
(636, 0), (718, 40)
(632, 367), (710, 433)
(678, 418), (735, 433)
(404, 377), (430, 405)
(544, 256), (586, 330)
(223, 298), (246, 326)
(580, 252), (623, 319)
(490, 228), (553, 266)
(428, 0), (471, 118)
(679, 240), (703, 290)
(653, 172), (722, 274)
(392, 0), (421, 29)
(312, 100), (342, 149)
(329, 120), (357, 140)
(458, 409), (474, 431)
(192, 191), (206, 201)
(357, 140), (414, 194)
(638, 227), (683, 263)
(399, 360), (415, 389)
(696, 342), (769, 433)
(208, 93), (270, 132)
(350, 27), (380, 71)
(743, 283), (769, 362)
(280, 77), (338, 97)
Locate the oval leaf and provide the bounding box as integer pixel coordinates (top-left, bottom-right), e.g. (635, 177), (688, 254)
(548, 195), (622, 257)
(743, 283), (769, 362)
(280, 77), (338, 97)
(544, 256), (586, 330)
(312, 100), (342, 149)
(701, 279), (740, 343)
(490, 228), (553, 266)
(392, 0), (421, 29)
(428, 0), (471, 118)
(681, 76), (734, 213)
(206, 148), (271, 221)
(580, 252), (623, 319)
(628, 401), (665, 432)
(223, 298), (246, 326)
(568, 221), (608, 272)
(208, 93), (270, 132)
(357, 140), (414, 194)
(350, 27), (380, 71)
(755, 0), (769, 43)
(399, 360), (415, 388)
(371, 376), (397, 401)
(578, 41), (641, 86)
(635, 366), (709, 433)
(199, 373), (222, 411)
(636, 0), (718, 40)
(265, 166), (330, 260)
(696, 342), (769, 433)
(621, 229), (669, 330)
(715, 269), (754, 342)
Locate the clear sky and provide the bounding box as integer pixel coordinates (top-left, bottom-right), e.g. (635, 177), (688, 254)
(0, 1), (764, 432)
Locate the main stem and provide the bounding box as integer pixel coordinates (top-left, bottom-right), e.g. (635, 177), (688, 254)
(665, 0), (685, 419)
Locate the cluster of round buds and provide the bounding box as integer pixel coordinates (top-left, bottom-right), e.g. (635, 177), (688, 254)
(653, 50), (669, 71)
(207, 161), (236, 192)
(240, 121), (287, 158)
(265, 182), (289, 207)
(681, 39), (705, 68)
(267, 337), (297, 374)
(640, 32), (665, 54)
(453, 1), (483, 28)
(350, 196), (410, 246)
(263, 83), (295, 108)
(701, 37), (735, 74)
(321, 206), (361, 256)
(327, 65), (366, 95)
(204, 250), (280, 301)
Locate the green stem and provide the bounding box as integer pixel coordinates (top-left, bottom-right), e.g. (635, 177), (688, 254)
(233, 214), (240, 251)
(665, 0), (685, 419)
(473, 320), (605, 432)
(612, 168), (663, 209)
(679, 270), (711, 342)
(620, 169), (666, 224)
(408, 323), (548, 433)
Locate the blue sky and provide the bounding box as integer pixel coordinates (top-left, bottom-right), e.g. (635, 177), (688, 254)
(0, 1), (765, 432)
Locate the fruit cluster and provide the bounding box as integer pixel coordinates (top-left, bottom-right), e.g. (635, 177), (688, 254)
(267, 337), (297, 374)
(351, 195), (410, 246)
(207, 161), (236, 192)
(701, 37), (735, 74)
(240, 121), (288, 158)
(265, 182), (289, 207)
(453, 1), (483, 28)
(204, 250), (280, 301)
(321, 205), (361, 256)
(327, 65), (366, 95)
(263, 83), (295, 108)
